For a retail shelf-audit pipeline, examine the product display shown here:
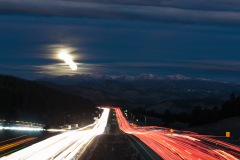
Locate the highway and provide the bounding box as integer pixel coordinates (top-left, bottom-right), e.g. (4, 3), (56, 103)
(114, 107), (240, 160)
(80, 109), (162, 160)
(126, 134), (163, 160)
(0, 108), (110, 160)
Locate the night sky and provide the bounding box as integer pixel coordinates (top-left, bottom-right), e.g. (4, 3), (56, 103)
(1, 0), (240, 82)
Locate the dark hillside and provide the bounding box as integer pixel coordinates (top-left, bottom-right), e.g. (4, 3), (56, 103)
(0, 75), (96, 127)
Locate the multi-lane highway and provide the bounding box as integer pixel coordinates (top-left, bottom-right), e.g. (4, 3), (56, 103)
(0, 108), (110, 160)
(2, 107), (240, 160)
(80, 109), (162, 160)
(114, 107), (240, 160)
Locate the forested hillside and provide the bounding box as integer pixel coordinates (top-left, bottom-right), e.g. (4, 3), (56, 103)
(0, 75), (96, 127)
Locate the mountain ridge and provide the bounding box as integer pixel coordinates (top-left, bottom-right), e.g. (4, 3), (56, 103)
(37, 74), (224, 84)
(36, 74), (240, 114)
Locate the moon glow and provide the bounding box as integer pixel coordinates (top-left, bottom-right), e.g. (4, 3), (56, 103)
(58, 50), (77, 71)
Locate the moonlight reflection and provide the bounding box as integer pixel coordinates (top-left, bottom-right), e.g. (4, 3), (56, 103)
(58, 50), (78, 71)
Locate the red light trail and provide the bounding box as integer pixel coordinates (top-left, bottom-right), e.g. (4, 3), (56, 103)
(113, 107), (240, 160)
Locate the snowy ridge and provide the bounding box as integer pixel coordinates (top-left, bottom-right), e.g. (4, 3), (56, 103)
(37, 74), (219, 83)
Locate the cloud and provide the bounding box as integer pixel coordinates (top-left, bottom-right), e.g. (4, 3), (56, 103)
(0, 62), (106, 78)
(107, 60), (240, 72)
(1, 0), (240, 25)
(33, 62), (107, 76)
(2, 59), (240, 81)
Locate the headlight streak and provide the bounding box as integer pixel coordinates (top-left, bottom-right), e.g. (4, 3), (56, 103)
(46, 129), (66, 132)
(0, 108), (110, 160)
(0, 136), (27, 145)
(0, 126), (43, 131)
(0, 138), (37, 153)
(113, 107), (240, 160)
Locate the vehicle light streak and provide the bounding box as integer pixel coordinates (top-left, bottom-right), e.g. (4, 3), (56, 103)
(0, 136), (26, 145)
(0, 138), (37, 153)
(0, 126), (43, 131)
(113, 107), (240, 160)
(46, 129), (66, 132)
(1, 108), (110, 160)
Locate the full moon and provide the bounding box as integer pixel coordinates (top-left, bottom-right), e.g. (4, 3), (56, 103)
(58, 50), (78, 70)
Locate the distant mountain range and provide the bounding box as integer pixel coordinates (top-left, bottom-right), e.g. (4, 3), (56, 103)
(38, 74), (216, 83)
(37, 74), (240, 113)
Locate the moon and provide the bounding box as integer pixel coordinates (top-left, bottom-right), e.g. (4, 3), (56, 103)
(58, 50), (77, 70)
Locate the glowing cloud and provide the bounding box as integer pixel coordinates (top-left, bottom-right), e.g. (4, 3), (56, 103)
(58, 50), (78, 70)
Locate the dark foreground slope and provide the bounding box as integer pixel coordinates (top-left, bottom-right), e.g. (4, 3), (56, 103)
(0, 75), (95, 126)
(189, 117), (240, 142)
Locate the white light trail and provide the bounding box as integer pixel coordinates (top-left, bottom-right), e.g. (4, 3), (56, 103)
(0, 126), (43, 131)
(0, 108), (110, 160)
(46, 129), (66, 132)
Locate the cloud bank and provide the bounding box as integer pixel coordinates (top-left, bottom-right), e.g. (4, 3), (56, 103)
(1, 0), (240, 25)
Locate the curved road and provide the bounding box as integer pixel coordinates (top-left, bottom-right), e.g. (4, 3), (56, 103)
(0, 108), (110, 160)
(113, 107), (240, 160)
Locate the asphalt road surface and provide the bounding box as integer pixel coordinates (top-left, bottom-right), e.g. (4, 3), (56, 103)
(80, 109), (161, 160)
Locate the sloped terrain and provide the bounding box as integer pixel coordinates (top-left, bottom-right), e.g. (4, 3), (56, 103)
(0, 75), (96, 126)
